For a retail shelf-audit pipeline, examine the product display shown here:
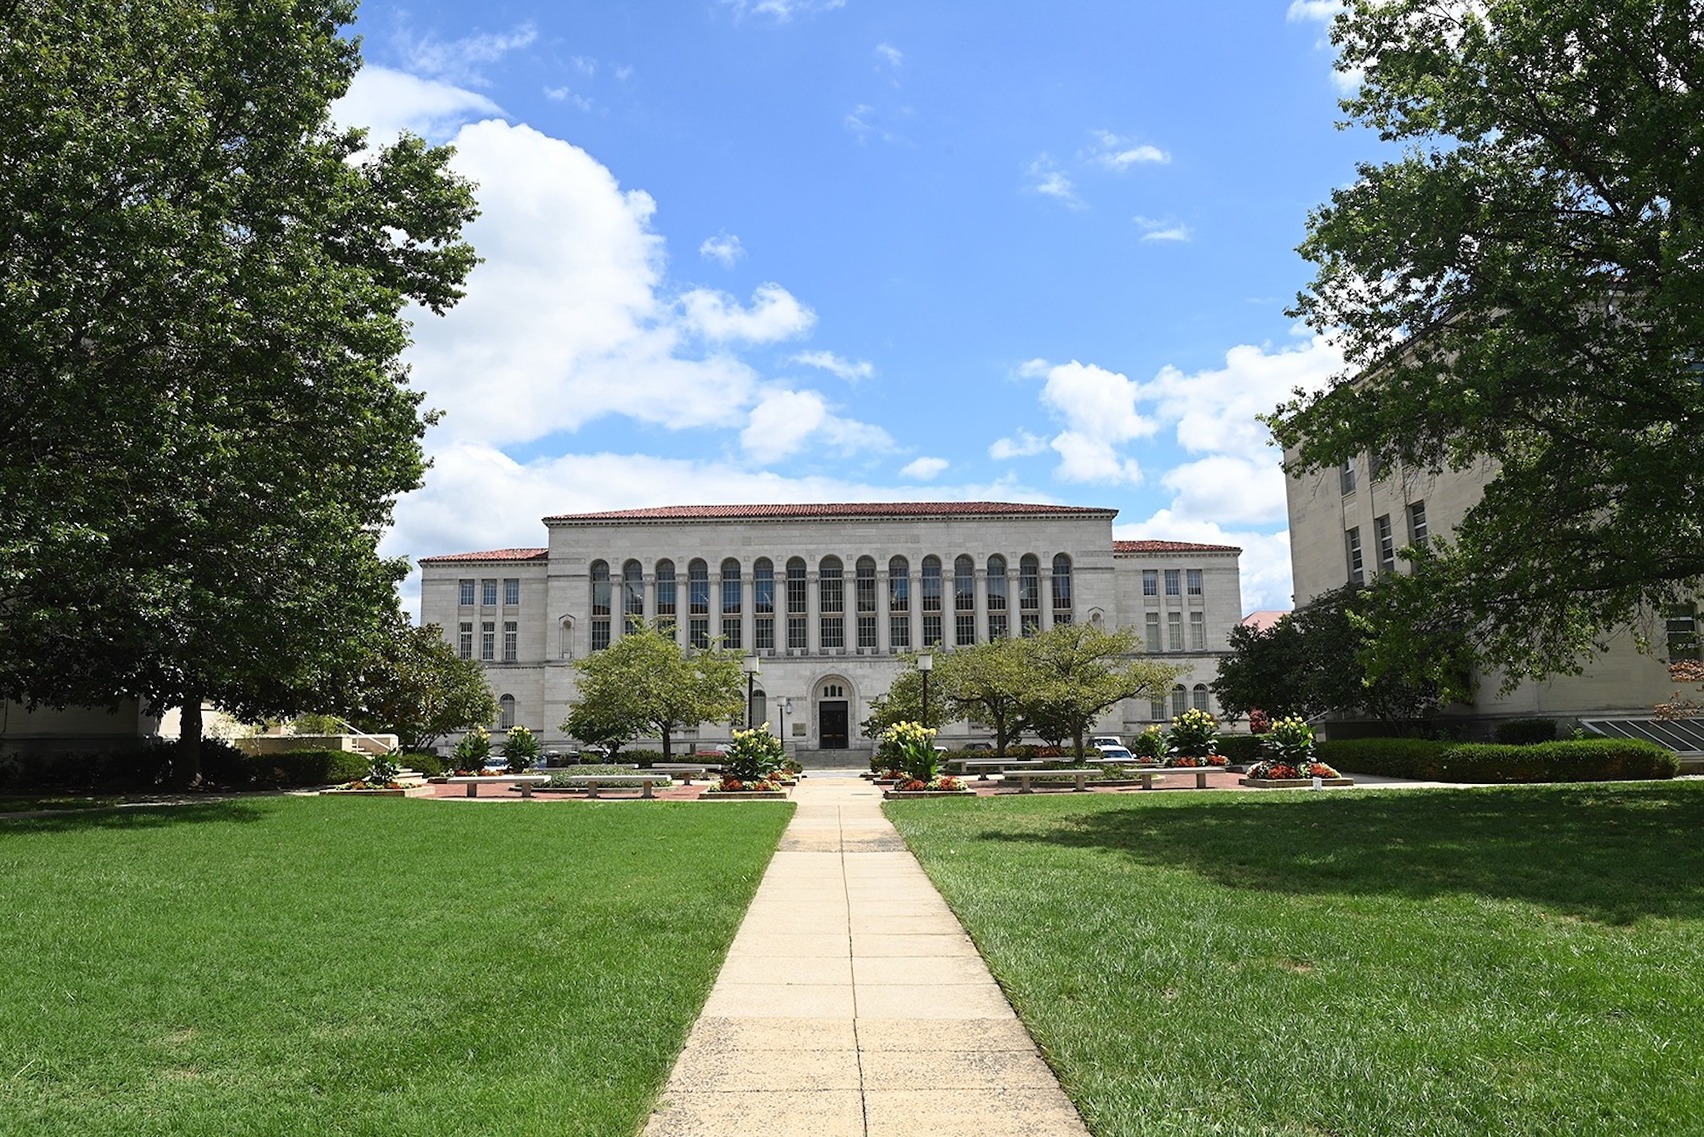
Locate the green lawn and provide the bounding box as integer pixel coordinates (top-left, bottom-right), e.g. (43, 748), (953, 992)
(887, 782), (1704, 1137)
(0, 796), (791, 1136)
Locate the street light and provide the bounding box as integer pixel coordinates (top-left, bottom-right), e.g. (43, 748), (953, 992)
(917, 651), (933, 725)
(741, 654), (761, 729)
(777, 696), (792, 750)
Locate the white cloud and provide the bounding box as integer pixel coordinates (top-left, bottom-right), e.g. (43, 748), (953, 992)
(739, 390), (894, 464)
(1160, 456), (1289, 525)
(900, 456), (949, 480)
(989, 430), (1049, 460)
(333, 67), (503, 144)
(543, 86), (593, 111)
(571, 56), (598, 77)
(845, 104), (909, 145)
(1134, 216), (1192, 242)
(681, 284), (816, 343)
(1137, 334), (1341, 464)
(723, 0), (846, 21)
(699, 232), (746, 267)
(1285, 0), (1341, 21)
(396, 24), (538, 87)
(1118, 512), (1295, 614)
(1026, 155), (1083, 208)
(1088, 130), (1170, 170)
(792, 351), (874, 382)
(875, 42), (904, 70)
(1026, 360), (1159, 484)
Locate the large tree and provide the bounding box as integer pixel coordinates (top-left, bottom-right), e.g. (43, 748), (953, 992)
(562, 623), (744, 764)
(334, 621), (498, 753)
(1018, 623), (1180, 760)
(0, 0), (477, 778)
(1271, 0), (1704, 681)
(934, 637), (1036, 758)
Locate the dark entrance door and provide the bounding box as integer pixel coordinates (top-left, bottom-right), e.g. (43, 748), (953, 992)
(820, 701), (850, 749)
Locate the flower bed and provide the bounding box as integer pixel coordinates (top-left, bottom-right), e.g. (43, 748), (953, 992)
(882, 775), (974, 799)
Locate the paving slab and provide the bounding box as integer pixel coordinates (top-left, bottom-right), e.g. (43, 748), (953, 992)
(642, 775), (1090, 1137)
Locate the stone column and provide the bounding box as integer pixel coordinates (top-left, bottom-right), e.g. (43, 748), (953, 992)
(1040, 571), (1055, 632)
(876, 570), (892, 654)
(806, 571), (821, 655)
(974, 569), (990, 643)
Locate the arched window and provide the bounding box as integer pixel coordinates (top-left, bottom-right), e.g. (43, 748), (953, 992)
(1052, 553), (1074, 626)
(786, 557), (807, 650)
(855, 557), (877, 650)
(622, 560), (643, 628)
(888, 556), (911, 650)
(688, 559), (710, 649)
(1170, 683), (1188, 719)
(819, 556), (844, 650)
(498, 694), (516, 731)
(1192, 683), (1210, 713)
(986, 555), (1009, 639)
(921, 555), (943, 647)
(753, 558), (775, 650)
(1018, 554), (1041, 635)
(751, 689), (768, 731)
(953, 555), (976, 646)
(721, 558), (743, 650)
(589, 561), (611, 651)
(655, 559), (677, 635)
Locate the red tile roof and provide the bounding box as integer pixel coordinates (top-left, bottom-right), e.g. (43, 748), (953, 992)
(417, 548), (548, 564)
(1240, 609), (1290, 631)
(1113, 539), (1242, 554)
(545, 502), (1118, 523)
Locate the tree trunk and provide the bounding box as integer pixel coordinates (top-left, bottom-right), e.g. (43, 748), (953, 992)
(1072, 728), (1085, 764)
(651, 726), (668, 767)
(176, 697), (204, 786)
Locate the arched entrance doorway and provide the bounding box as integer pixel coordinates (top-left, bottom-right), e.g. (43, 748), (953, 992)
(816, 679), (852, 749)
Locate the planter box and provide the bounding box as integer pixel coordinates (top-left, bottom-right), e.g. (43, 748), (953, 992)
(882, 788), (978, 799)
(701, 790), (790, 800)
(1238, 776), (1355, 789)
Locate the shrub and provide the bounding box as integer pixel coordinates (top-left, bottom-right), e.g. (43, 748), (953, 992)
(1318, 737), (1455, 778)
(1167, 709), (1220, 759)
(1435, 740), (1677, 783)
(1493, 718), (1558, 745)
(882, 721), (939, 782)
(1262, 717), (1316, 765)
(625, 749), (666, 766)
(503, 726), (540, 773)
(1129, 727), (1168, 761)
(454, 727), (492, 769)
(1215, 735), (1264, 765)
(402, 751), (447, 777)
(254, 749), (370, 787)
(725, 725), (786, 782)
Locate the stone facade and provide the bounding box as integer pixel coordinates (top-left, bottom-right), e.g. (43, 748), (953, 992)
(419, 503), (1244, 754)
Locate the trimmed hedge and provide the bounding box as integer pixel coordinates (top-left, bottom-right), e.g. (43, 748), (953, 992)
(249, 748), (370, 787)
(1216, 735), (1264, 764)
(401, 751), (447, 777)
(1493, 717), (1559, 745)
(1321, 737), (1677, 783)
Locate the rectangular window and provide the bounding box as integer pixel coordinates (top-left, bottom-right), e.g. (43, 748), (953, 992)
(955, 611), (976, 646)
(503, 621), (517, 662)
(989, 612), (1008, 640)
(1145, 612), (1161, 653)
(690, 576), (709, 616)
(890, 615), (912, 650)
(1186, 568), (1203, 596)
(458, 622), (473, 659)
(1053, 609), (1071, 627)
(722, 617), (742, 650)
(657, 575), (677, 618)
(1167, 612), (1183, 652)
(1189, 611), (1205, 652)
(691, 617), (710, 650)
(1340, 458), (1357, 494)
(1376, 514), (1396, 573)
(821, 616), (844, 650)
(856, 573), (876, 615)
(481, 578), (498, 607)
(1368, 453), (1386, 481)
(857, 613), (877, 650)
(503, 577), (520, 606)
(459, 579), (475, 606)
(1142, 569), (1158, 597)
(1020, 612), (1039, 636)
(722, 576), (741, 615)
(591, 619), (610, 652)
(1408, 500), (1429, 549)
(922, 612), (942, 647)
(1165, 569), (1181, 596)
(1668, 603), (1700, 662)
(753, 570), (773, 614)
(787, 616), (807, 651)
(1346, 527), (1365, 586)
(755, 616), (775, 651)
(1150, 697), (1166, 721)
(481, 621), (495, 661)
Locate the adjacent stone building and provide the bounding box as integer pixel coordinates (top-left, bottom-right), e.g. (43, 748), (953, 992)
(418, 502), (1244, 756)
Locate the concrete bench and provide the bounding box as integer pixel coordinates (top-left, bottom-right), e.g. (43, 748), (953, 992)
(446, 775), (552, 798)
(1103, 765), (1215, 789)
(648, 763), (715, 784)
(559, 773), (674, 799)
(1003, 768), (1099, 793)
(947, 757), (1055, 780)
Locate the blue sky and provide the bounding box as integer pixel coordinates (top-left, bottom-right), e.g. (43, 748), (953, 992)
(334, 0), (1368, 617)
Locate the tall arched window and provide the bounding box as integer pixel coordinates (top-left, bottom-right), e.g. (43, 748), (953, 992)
(1052, 553), (1074, 626)
(655, 559), (677, 636)
(786, 557), (807, 650)
(688, 559), (710, 649)
(1170, 683), (1188, 719)
(986, 555), (1009, 639)
(1192, 683), (1210, 713)
(589, 560), (611, 651)
(498, 694), (516, 731)
(622, 560), (643, 630)
(953, 555), (976, 646)
(888, 556), (910, 650)
(1018, 554), (1041, 635)
(819, 556), (844, 650)
(921, 555), (943, 648)
(753, 558), (775, 650)
(855, 557), (877, 650)
(721, 558), (743, 649)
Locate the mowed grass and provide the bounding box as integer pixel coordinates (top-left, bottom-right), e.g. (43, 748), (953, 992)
(887, 782), (1704, 1137)
(0, 796), (792, 1136)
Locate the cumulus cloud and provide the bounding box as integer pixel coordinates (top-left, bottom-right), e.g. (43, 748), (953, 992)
(1088, 130), (1170, 170)
(1134, 216), (1192, 242)
(792, 351), (874, 382)
(1026, 155), (1082, 207)
(900, 456), (949, 480)
(333, 67), (503, 144)
(1285, 0), (1342, 21)
(699, 232), (746, 266)
(989, 430), (1050, 460)
(739, 390), (894, 464)
(681, 284), (815, 343)
(1117, 511), (1295, 614)
(1021, 360), (1159, 484)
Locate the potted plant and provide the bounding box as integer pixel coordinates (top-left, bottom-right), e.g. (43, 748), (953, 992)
(704, 724), (789, 797)
(881, 722), (973, 797)
(503, 726), (541, 774)
(1243, 717), (1351, 786)
(1166, 709), (1227, 767)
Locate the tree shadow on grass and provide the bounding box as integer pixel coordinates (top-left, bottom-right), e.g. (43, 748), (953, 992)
(976, 783), (1704, 925)
(0, 799), (268, 834)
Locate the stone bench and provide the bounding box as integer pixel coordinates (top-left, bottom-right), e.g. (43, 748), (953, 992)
(559, 773), (674, 799)
(648, 763), (715, 784)
(445, 775), (552, 799)
(1002, 768), (1099, 793)
(1103, 764), (1215, 789)
(947, 757), (1054, 780)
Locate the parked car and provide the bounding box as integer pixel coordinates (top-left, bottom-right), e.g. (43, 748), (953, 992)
(1091, 735), (1123, 749)
(1094, 744), (1136, 761)
(962, 742), (995, 752)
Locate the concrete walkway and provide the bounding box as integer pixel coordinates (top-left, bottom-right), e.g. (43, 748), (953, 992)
(642, 773), (1091, 1137)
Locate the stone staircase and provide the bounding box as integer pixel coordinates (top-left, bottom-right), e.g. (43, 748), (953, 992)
(792, 748), (873, 770)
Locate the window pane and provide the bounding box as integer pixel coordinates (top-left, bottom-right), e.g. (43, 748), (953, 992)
(1189, 611), (1205, 651)
(1145, 613), (1161, 653)
(657, 560), (677, 616)
(1186, 569), (1202, 596)
(1192, 684), (1209, 712)
(459, 579), (475, 606)
(1346, 527), (1364, 585)
(481, 578), (497, 606)
(1164, 569), (1181, 596)
(503, 621), (517, 662)
(1142, 569), (1157, 597)
(503, 578), (520, 606)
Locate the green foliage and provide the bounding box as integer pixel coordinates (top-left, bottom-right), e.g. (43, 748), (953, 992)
(1215, 735), (1264, 765)
(725, 724), (786, 782)
(932, 638), (1036, 756)
(1261, 716), (1316, 765)
(1166, 709), (1221, 759)
(860, 663), (949, 738)
(336, 621), (498, 752)
(1316, 737), (1455, 779)
(503, 726), (541, 773)
(454, 728), (493, 769)
(253, 748), (370, 787)
(1322, 737), (1677, 783)
(400, 751), (447, 778)
(882, 721), (939, 782)
(290, 713), (345, 736)
(1273, 0), (1704, 680)
(0, 0), (478, 782)
(1494, 718), (1559, 746)
(1129, 726), (1168, 761)
(563, 621), (744, 763)
(1021, 623), (1181, 759)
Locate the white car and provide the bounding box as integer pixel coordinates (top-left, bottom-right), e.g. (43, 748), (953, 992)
(1094, 744), (1135, 761)
(1090, 736), (1123, 750)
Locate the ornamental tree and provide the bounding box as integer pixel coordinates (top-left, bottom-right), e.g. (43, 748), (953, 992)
(932, 637), (1036, 758)
(562, 621), (743, 765)
(333, 621), (498, 753)
(1018, 623), (1181, 761)
(0, 0), (478, 781)
(1272, 0), (1704, 681)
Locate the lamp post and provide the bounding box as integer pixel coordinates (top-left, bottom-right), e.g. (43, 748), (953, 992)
(917, 651), (933, 726)
(778, 696), (792, 751)
(741, 654), (760, 729)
